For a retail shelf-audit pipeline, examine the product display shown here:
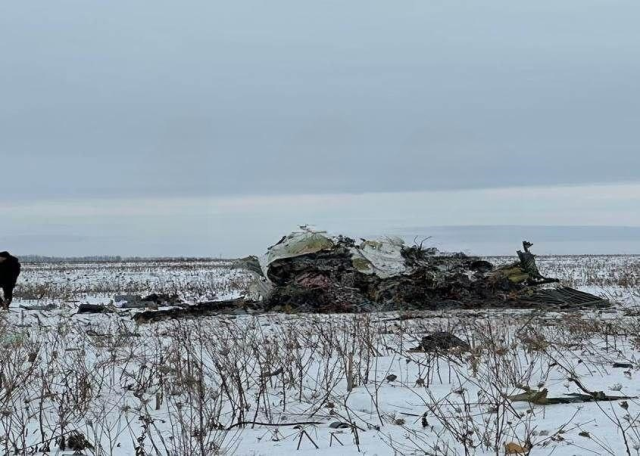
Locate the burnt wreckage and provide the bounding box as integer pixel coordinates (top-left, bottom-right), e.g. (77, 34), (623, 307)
(234, 229), (607, 313)
(133, 230), (608, 322)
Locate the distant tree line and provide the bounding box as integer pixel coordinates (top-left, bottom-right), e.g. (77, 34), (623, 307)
(19, 255), (232, 264)
(20, 255), (124, 263)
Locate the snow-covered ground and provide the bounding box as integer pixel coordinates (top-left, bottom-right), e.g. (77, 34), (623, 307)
(1, 256), (639, 455)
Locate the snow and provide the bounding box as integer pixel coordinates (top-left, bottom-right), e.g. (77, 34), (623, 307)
(0, 255), (639, 455)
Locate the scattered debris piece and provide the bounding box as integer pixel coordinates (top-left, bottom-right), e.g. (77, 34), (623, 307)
(141, 293), (182, 306)
(329, 422), (350, 429)
(119, 301), (156, 309)
(517, 241), (558, 284)
(504, 442), (529, 455)
(417, 332), (470, 353)
(19, 304), (57, 311)
(518, 287), (610, 309)
(77, 304), (115, 314)
(613, 362), (633, 369)
(260, 367), (284, 379)
(114, 294), (141, 305)
(115, 293), (182, 308)
(60, 431), (93, 452)
(133, 299), (255, 323)
(508, 378), (637, 405)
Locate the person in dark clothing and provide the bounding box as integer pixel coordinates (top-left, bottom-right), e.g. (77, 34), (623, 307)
(0, 251), (21, 309)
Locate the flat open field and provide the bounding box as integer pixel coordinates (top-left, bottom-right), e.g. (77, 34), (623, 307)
(1, 256), (640, 455)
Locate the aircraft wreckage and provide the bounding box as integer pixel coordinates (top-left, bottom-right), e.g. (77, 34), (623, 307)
(132, 229), (609, 323)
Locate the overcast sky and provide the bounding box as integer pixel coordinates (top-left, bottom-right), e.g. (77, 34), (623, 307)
(1, 1), (639, 256)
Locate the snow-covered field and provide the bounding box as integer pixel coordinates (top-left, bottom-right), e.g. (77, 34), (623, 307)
(1, 256), (640, 455)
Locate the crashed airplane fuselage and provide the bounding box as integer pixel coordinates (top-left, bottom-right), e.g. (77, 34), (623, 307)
(234, 230), (608, 313)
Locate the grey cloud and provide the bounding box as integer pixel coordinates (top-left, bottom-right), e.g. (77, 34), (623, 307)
(1, 1), (640, 201)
